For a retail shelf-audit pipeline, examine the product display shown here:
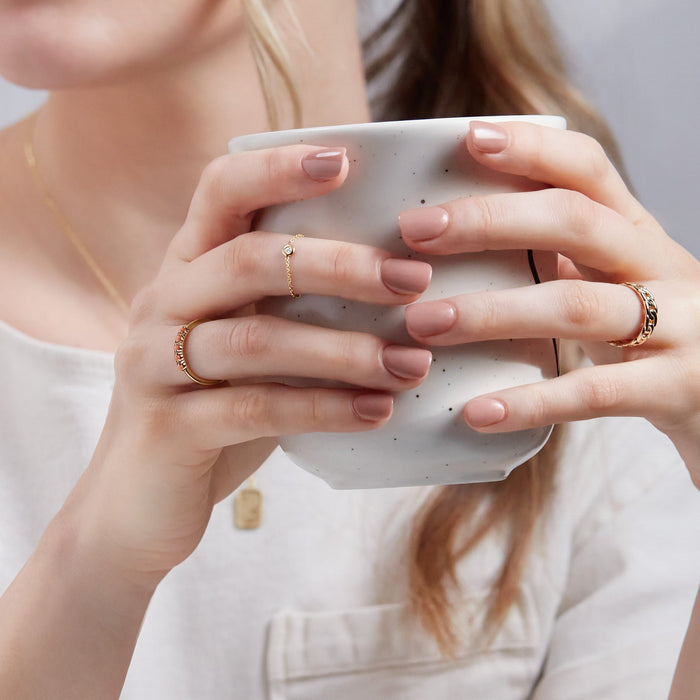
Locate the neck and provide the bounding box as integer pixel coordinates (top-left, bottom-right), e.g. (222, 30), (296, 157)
(29, 0), (370, 301)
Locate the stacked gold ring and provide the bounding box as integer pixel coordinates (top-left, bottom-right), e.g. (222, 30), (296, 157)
(174, 319), (225, 386)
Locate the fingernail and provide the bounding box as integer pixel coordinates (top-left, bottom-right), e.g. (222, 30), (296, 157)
(398, 207), (449, 241)
(353, 394), (394, 421)
(381, 259), (432, 295)
(464, 398), (506, 427)
(405, 301), (456, 336)
(302, 148), (346, 181)
(469, 121), (508, 154)
(382, 345), (433, 380)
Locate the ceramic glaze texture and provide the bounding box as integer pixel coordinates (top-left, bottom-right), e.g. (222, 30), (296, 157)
(229, 116), (565, 488)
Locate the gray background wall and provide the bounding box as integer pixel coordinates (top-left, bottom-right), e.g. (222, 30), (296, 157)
(1, 0), (697, 257)
(545, 0), (698, 258)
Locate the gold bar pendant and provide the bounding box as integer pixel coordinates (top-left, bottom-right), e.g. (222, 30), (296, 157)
(234, 486), (263, 530)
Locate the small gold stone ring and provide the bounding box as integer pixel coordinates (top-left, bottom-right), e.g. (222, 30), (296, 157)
(608, 282), (659, 348)
(283, 234), (304, 298)
(174, 319), (225, 386)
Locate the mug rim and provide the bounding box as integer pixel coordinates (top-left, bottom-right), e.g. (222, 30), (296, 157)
(228, 114), (566, 153)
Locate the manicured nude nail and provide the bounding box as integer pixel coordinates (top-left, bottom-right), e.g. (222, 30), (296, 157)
(464, 398), (507, 427)
(381, 259), (432, 295)
(398, 207), (449, 242)
(382, 345), (433, 380)
(302, 148), (346, 181)
(405, 301), (456, 336)
(353, 394), (394, 421)
(469, 121), (509, 154)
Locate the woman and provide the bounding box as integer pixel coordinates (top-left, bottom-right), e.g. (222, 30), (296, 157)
(0, 0), (698, 697)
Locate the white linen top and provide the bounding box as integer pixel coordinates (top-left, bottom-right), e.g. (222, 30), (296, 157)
(1, 318), (699, 700)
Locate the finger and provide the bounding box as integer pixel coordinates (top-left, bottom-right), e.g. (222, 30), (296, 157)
(172, 384), (394, 450)
(399, 188), (656, 277)
(163, 232), (432, 319)
(166, 145), (349, 263)
(462, 358), (673, 432)
(165, 315), (432, 390)
(557, 254), (585, 281)
(405, 279), (662, 346)
(122, 317), (432, 392)
(208, 438), (278, 504)
(464, 121), (649, 224)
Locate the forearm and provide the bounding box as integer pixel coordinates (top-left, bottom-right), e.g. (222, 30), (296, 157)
(0, 507), (155, 699)
(669, 586), (700, 700)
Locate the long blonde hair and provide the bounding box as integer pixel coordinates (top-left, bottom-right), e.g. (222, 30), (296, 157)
(240, 0), (303, 130)
(241, 0), (622, 655)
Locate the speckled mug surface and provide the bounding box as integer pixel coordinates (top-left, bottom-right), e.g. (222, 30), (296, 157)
(228, 116), (565, 489)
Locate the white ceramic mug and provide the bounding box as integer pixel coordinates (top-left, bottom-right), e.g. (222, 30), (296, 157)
(229, 116), (564, 489)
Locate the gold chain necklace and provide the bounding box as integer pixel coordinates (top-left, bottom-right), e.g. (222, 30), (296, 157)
(24, 115), (263, 530)
(23, 117), (131, 316)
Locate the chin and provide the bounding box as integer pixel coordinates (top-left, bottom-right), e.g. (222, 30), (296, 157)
(1, 2), (242, 91)
(0, 6), (145, 90)
(1, 58), (118, 92)
(0, 60), (98, 92)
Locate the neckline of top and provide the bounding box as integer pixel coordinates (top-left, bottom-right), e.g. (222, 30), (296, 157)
(0, 318), (115, 370)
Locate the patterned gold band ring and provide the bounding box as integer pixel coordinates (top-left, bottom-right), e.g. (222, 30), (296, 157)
(608, 282), (659, 348)
(283, 234), (304, 298)
(174, 319), (225, 386)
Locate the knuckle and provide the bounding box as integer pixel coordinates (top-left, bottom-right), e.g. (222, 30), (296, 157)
(221, 236), (257, 278)
(309, 389), (326, 428)
(559, 189), (612, 248)
(469, 196), (501, 247)
(128, 285), (159, 326)
(261, 148), (286, 186)
(647, 355), (699, 435)
(583, 372), (624, 412)
(472, 293), (500, 336)
(581, 135), (612, 183)
(234, 388), (272, 432)
(226, 317), (271, 359)
(333, 332), (359, 373)
(559, 280), (600, 328)
(331, 243), (357, 285)
(198, 155), (231, 199)
(140, 397), (182, 443)
(113, 336), (148, 388)
(528, 387), (550, 426)
(560, 190), (596, 237)
(521, 127), (547, 180)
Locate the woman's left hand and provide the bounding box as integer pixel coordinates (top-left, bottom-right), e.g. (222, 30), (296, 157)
(400, 120), (700, 486)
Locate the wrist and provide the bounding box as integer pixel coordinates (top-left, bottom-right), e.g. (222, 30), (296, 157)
(43, 495), (159, 617)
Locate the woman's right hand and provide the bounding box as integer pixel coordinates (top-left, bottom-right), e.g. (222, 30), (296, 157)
(61, 144), (433, 591)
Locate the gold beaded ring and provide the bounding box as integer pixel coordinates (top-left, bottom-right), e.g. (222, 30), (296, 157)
(174, 319), (225, 386)
(608, 282), (659, 348)
(283, 234), (304, 298)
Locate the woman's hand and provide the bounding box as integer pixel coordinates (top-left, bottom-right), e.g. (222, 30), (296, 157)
(400, 120), (700, 486)
(62, 144), (433, 589)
